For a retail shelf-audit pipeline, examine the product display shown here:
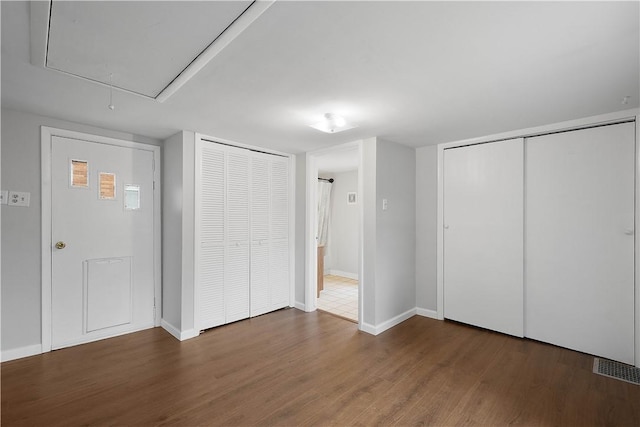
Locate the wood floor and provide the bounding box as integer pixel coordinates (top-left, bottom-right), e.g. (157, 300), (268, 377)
(2, 309), (639, 426)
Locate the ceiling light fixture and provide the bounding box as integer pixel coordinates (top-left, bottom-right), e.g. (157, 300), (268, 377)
(309, 113), (357, 134)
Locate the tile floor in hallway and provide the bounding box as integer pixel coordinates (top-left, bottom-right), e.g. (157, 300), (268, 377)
(317, 274), (358, 322)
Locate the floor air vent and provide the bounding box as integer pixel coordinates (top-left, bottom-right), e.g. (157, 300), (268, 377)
(593, 358), (640, 385)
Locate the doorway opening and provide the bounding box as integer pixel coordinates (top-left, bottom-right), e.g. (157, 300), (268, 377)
(306, 142), (362, 324)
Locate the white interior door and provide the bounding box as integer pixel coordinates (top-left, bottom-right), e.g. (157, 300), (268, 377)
(525, 123), (635, 364)
(51, 136), (155, 349)
(443, 139), (524, 337)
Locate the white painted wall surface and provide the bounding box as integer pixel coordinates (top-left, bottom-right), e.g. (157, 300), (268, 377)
(415, 146), (438, 312)
(374, 139), (416, 326)
(294, 153), (307, 309)
(161, 132), (184, 330)
(325, 170), (359, 278)
(161, 131), (198, 339)
(0, 108), (160, 355)
(361, 138), (377, 327)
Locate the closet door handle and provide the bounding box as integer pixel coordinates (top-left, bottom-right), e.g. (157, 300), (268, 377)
(624, 228), (634, 236)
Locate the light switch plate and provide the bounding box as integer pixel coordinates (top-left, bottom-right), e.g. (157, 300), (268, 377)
(8, 191), (30, 207)
(0, 190), (7, 205)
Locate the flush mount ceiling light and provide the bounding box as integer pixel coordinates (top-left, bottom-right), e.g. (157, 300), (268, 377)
(309, 113), (358, 134)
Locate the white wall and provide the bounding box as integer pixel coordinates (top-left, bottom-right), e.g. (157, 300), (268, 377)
(295, 153), (307, 308)
(0, 108), (160, 356)
(374, 139), (416, 326)
(415, 145), (438, 312)
(161, 132), (183, 329)
(324, 170), (359, 278)
(161, 131), (197, 339)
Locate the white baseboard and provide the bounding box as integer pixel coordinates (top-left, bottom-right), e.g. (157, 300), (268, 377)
(294, 301), (306, 311)
(359, 322), (377, 335)
(1, 343), (43, 362)
(161, 319), (199, 341)
(359, 308), (417, 336)
(416, 307), (439, 320)
(327, 270), (359, 280)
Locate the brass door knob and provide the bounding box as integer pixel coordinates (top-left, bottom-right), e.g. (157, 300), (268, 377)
(55, 241), (66, 249)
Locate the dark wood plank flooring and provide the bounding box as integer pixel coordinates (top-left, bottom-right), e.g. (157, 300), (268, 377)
(2, 309), (639, 426)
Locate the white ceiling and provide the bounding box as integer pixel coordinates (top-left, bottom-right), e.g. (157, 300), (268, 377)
(2, 1), (639, 154)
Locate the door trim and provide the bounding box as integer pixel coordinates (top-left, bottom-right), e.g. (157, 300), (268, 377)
(41, 126), (161, 353)
(436, 108), (639, 367)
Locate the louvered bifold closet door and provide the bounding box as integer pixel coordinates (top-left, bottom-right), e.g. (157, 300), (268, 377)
(250, 154), (270, 317)
(199, 144), (226, 329)
(225, 149), (250, 323)
(269, 157), (290, 309)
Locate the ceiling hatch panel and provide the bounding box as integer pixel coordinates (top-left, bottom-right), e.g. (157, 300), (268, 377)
(46, 1), (252, 98)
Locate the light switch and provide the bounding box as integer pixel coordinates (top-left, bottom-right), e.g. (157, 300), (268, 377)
(8, 191), (30, 207)
(382, 198), (388, 211)
(0, 190), (7, 205)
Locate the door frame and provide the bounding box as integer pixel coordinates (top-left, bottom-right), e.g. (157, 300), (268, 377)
(41, 126), (161, 353)
(436, 108), (640, 367)
(305, 141), (363, 327)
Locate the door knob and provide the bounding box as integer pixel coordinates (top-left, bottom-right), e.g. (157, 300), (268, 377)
(55, 241), (66, 249)
(624, 229), (634, 236)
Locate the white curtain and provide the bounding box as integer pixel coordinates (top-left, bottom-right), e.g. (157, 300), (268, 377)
(317, 180), (333, 247)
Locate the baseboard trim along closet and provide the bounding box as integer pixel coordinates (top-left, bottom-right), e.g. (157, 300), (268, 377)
(1, 344), (43, 362)
(416, 308), (439, 319)
(161, 320), (199, 341)
(361, 308), (417, 335)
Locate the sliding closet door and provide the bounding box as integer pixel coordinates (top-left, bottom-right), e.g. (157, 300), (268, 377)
(525, 123), (635, 364)
(443, 139), (524, 337)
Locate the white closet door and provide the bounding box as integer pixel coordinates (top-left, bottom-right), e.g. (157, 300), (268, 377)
(525, 123), (635, 364)
(444, 139), (524, 337)
(250, 154), (270, 317)
(225, 149), (250, 323)
(199, 144), (226, 329)
(269, 157), (290, 309)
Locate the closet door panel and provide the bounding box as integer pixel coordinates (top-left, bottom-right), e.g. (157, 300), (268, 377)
(225, 243), (250, 323)
(251, 242), (270, 317)
(270, 157), (290, 309)
(199, 144), (226, 329)
(270, 239), (289, 308)
(443, 139), (524, 337)
(525, 123), (635, 364)
(199, 245), (225, 329)
(250, 154), (270, 316)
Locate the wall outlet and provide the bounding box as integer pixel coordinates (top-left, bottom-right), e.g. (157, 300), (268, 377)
(0, 190), (7, 205)
(382, 198), (388, 211)
(8, 191), (30, 207)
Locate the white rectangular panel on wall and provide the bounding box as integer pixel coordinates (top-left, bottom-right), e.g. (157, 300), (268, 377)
(443, 139), (524, 337)
(525, 123), (635, 364)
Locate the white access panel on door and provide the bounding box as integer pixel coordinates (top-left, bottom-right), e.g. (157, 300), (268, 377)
(525, 122), (635, 365)
(443, 138), (524, 337)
